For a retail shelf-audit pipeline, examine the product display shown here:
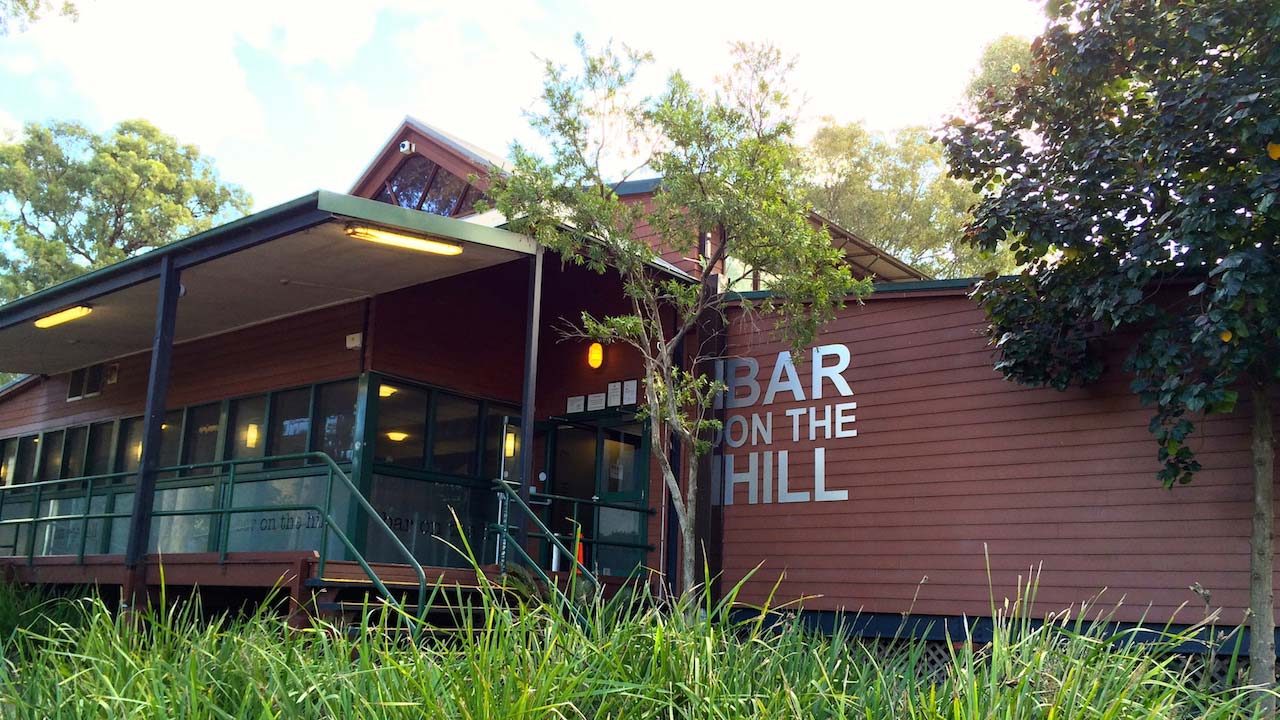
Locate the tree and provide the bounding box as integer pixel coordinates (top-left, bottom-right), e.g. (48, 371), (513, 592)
(0, 0), (75, 34)
(965, 34), (1032, 110)
(805, 122), (1014, 278)
(490, 37), (865, 594)
(940, 0), (1280, 706)
(0, 119), (252, 302)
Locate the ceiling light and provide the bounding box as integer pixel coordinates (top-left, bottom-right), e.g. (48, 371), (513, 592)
(385, 431), (409, 442)
(379, 385), (399, 398)
(34, 306), (92, 329)
(346, 226), (462, 256)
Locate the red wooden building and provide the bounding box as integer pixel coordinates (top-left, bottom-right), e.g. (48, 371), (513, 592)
(0, 118), (1272, 645)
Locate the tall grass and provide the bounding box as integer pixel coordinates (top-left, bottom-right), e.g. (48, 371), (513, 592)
(0, 572), (1267, 719)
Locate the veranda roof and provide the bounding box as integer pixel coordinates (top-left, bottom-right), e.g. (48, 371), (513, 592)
(0, 191), (537, 376)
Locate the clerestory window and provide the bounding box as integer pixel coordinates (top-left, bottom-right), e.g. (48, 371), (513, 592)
(373, 155), (480, 217)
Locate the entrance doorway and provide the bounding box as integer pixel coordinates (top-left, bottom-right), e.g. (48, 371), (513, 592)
(545, 414), (649, 577)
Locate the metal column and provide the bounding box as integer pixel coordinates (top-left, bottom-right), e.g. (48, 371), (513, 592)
(515, 248), (544, 547)
(121, 255), (180, 608)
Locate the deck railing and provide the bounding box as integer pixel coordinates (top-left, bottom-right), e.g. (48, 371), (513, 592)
(0, 453), (430, 620)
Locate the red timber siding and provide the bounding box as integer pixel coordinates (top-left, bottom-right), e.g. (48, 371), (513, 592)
(368, 259), (669, 569)
(533, 260), (668, 566)
(368, 261), (527, 403)
(717, 290), (1278, 626)
(0, 303), (365, 437)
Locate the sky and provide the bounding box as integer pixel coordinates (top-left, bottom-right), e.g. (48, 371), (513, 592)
(0, 0), (1047, 209)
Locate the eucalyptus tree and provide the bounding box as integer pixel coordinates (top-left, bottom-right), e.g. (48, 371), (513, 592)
(490, 38), (863, 593)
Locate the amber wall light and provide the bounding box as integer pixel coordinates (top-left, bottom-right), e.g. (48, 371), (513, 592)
(587, 342), (604, 370)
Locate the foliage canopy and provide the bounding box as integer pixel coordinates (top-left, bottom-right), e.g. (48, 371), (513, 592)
(805, 122), (1013, 278)
(0, 119), (251, 302)
(490, 37), (863, 591)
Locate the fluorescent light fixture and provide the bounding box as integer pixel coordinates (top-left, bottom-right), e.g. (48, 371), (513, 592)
(346, 225), (462, 256)
(385, 431), (409, 442)
(504, 430), (517, 458)
(245, 423), (260, 449)
(379, 385), (399, 398)
(34, 305), (92, 329)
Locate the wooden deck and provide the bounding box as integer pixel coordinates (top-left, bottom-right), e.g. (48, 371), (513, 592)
(0, 552), (640, 622)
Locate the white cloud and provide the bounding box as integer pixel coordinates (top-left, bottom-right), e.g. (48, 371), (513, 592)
(1, 0), (1048, 206)
(0, 109), (19, 138)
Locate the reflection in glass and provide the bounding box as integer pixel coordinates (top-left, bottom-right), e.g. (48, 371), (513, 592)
(482, 404), (521, 482)
(85, 421), (114, 476)
(0, 439), (14, 486)
(430, 393), (479, 476)
(229, 395), (267, 470)
(13, 436), (37, 485)
(183, 403), (221, 475)
(314, 381), (357, 463)
(376, 384), (427, 467)
(38, 430), (63, 481)
(62, 426), (88, 479)
(269, 388), (311, 467)
(117, 417), (143, 474)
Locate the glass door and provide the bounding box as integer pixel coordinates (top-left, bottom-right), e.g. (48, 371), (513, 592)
(547, 415), (648, 577)
(594, 422), (646, 577)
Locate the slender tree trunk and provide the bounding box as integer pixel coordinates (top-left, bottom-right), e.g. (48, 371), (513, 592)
(1249, 382), (1275, 715)
(682, 449), (700, 594)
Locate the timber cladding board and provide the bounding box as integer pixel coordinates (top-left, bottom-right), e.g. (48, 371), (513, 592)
(717, 294), (1279, 625)
(0, 302), (364, 438)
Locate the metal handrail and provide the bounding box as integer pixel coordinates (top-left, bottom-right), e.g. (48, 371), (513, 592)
(492, 478), (599, 592)
(0, 452), (431, 625)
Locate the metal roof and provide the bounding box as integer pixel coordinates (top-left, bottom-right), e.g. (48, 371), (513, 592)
(0, 191), (536, 375)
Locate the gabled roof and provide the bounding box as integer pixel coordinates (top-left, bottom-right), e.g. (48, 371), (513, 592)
(609, 176), (928, 282)
(404, 116), (509, 171)
(349, 116), (506, 198)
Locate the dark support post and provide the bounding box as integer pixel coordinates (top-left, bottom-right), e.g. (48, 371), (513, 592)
(516, 248), (544, 547)
(122, 255), (180, 609)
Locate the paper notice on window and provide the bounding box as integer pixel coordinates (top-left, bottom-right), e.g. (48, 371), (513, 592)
(606, 382), (622, 406)
(566, 395), (585, 414)
(587, 393), (607, 411)
(622, 379), (638, 405)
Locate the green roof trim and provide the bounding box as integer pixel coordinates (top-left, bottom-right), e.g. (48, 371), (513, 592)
(315, 191), (536, 255)
(729, 277), (978, 303)
(0, 190), (537, 330)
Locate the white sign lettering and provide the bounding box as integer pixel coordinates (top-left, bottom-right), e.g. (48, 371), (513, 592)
(713, 344), (855, 506)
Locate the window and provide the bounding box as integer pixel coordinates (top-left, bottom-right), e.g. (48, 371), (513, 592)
(85, 421), (114, 476)
(0, 439), (15, 486)
(268, 388), (311, 467)
(228, 395), (267, 467)
(429, 393), (480, 476)
(376, 384), (428, 467)
(374, 155), (480, 217)
(386, 155), (437, 209)
(62, 426), (88, 479)
(421, 171), (467, 215)
(13, 436), (37, 485)
(314, 381), (357, 464)
(66, 363), (105, 401)
(182, 403), (222, 475)
(117, 417), (143, 474)
(157, 411), (183, 476)
(38, 430), (64, 481)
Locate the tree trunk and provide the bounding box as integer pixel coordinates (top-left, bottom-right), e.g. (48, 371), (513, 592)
(1249, 382), (1275, 715)
(681, 449), (700, 594)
